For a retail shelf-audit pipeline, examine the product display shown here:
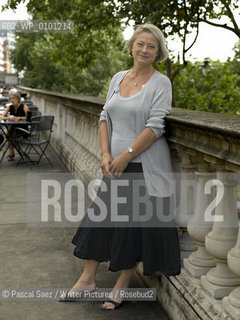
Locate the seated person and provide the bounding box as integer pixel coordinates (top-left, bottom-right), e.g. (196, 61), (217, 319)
(1, 92), (29, 161)
(9, 86), (18, 93)
(2, 85), (8, 95)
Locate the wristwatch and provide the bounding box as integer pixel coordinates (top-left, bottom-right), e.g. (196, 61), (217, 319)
(128, 146), (136, 158)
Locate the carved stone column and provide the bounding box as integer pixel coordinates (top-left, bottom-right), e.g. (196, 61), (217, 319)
(42, 96), (47, 115)
(176, 149), (197, 260)
(201, 170), (240, 299)
(91, 124), (99, 158)
(184, 159), (216, 278)
(169, 144), (181, 224)
(80, 117), (88, 149)
(223, 192), (240, 319)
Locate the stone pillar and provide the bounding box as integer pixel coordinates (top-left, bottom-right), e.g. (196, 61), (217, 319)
(42, 97), (47, 115)
(92, 124), (100, 159)
(201, 171), (240, 299)
(169, 145), (181, 225)
(78, 116), (84, 144)
(57, 100), (65, 142)
(223, 218), (240, 319)
(177, 150), (197, 260)
(184, 159), (216, 278)
(79, 117), (86, 148)
(62, 107), (67, 142)
(88, 120), (99, 158)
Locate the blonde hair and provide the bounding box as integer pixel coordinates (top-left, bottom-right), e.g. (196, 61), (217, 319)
(125, 23), (169, 61)
(9, 92), (21, 102)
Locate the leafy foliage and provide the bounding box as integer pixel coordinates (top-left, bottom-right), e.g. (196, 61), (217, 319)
(114, 0), (240, 39)
(3, 0), (240, 115)
(11, 29), (128, 95)
(5, 0), (121, 69)
(173, 59), (240, 114)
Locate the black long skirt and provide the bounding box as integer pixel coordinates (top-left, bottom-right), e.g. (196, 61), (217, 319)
(72, 163), (181, 276)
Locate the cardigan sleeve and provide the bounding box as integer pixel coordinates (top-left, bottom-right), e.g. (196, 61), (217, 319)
(98, 73), (119, 127)
(145, 76), (172, 139)
(98, 110), (107, 127)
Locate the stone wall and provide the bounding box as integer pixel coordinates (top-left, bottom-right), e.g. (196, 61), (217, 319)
(18, 86), (240, 320)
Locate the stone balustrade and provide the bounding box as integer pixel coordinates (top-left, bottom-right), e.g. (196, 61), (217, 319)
(18, 86), (240, 320)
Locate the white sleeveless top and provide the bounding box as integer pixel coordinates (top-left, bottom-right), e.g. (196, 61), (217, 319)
(105, 84), (148, 162)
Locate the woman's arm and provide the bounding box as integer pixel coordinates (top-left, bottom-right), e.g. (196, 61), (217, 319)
(99, 121), (115, 179)
(99, 121), (110, 157)
(124, 127), (156, 159)
(22, 104), (29, 120)
(1, 106), (10, 120)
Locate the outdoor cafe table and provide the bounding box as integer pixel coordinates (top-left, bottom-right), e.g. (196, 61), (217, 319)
(0, 120), (31, 164)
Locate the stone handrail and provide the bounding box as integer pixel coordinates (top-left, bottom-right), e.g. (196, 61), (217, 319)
(18, 86), (240, 320)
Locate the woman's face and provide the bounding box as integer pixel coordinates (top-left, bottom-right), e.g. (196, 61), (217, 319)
(9, 95), (19, 106)
(132, 31), (159, 66)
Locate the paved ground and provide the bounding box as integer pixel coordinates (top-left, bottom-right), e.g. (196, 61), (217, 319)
(0, 146), (168, 320)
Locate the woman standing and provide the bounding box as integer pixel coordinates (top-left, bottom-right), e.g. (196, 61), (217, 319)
(60, 23), (181, 310)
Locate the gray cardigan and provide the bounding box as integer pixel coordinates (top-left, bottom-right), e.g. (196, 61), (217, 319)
(99, 70), (174, 197)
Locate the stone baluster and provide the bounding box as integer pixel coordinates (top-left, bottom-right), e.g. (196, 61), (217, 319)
(86, 121), (92, 150)
(223, 175), (240, 319)
(184, 158), (216, 278)
(88, 123), (95, 154)
(92, 125), (100, 159)
(86, 122), (98, 172)
(78, 116), (84, 143)
(176, 148), (198, 260)
(44, 97), (47, 115)
(74, 116), (80, 141)
(77, 117), (88, 165)
(57, 100), (64, 142)
(42, 97), (46, 115)
(69, 112), (75, 136)
(81, 118), (88, 149)
(223, 228), (240, 319)
(169, 145), (181, 215)
(81, 119), (93, 165)
(83, 118), (92, 161)
(73, 112), (77, 137)
(201, 169), (240, 299)
(65, 109), (70, 137)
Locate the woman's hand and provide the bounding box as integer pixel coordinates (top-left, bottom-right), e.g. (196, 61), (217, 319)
(109, 152), (132, 178)
(101, 154), (115, 179)
(8, 116), (24, 121)
(7, 116), (17, 121)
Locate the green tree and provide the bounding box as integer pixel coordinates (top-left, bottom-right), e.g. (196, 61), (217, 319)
(4, 0), (240, 71)
(173, 59), (240, 114)
(4, 0), (240, 114)
(228, 40), (240, 85)
(4, 0), (121, 70)
(11, 26), (128, 95)
(10, 32), (40, 71)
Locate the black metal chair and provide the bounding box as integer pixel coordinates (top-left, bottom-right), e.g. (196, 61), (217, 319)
(15, 115), (54, 167)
